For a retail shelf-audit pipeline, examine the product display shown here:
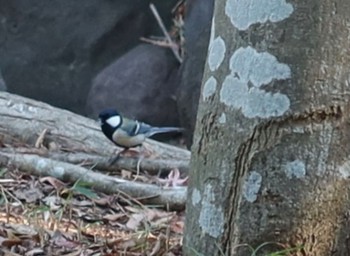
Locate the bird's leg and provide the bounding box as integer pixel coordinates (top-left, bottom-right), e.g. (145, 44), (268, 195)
(140, 143), (154, 158)
(122, 147), (141, 156)
(108, 148), (129, 165)
(108, 147), (141, 166)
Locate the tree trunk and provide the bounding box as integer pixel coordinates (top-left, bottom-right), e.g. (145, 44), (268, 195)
(184, 0), (350, 255)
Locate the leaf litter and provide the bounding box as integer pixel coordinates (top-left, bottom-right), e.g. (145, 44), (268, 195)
(0, 167), (184, 255)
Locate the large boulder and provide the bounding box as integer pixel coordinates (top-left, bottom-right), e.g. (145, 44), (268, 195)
(176, 0), (215, 147)
(0, 0), (177, 114)
(0, 0), (214, 147)
(0, 70), (7, 91)
(86, 43), (180, 126)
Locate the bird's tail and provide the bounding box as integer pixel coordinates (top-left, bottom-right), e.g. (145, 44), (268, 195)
(146, 127), (184, 137)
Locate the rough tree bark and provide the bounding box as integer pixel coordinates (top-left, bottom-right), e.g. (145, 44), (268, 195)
(184, 0), (350, 255)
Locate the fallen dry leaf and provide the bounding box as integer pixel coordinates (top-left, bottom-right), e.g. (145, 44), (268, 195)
(1, 238), (22, 248)
(103, 213), (126, 222)
(40, 176), (66, 190)
(14, 187), (44, 203)
(42, 195), (62, 210)
(157, 169), (188, 187)
(51, 230), (80, 249)
(126, 213), (145, 231)
(25, 248), (45, 256)
(150, 234), (167, 256)
(121, 170), (132, 179)
(93, 195), (114, 206)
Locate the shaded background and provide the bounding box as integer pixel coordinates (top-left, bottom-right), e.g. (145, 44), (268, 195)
(0, 0), (214, 147)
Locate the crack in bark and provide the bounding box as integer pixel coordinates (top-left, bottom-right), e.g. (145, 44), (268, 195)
(223, 125), (259, 253)
(197, 112), (217, 165)
(221, 104), (343, 254)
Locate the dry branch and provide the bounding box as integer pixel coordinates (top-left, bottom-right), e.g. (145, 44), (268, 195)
(149, 3), (183, 63)
(0, 148), (189, 176)
(0, 152), (186, 210)
(49, 152), (189, 176)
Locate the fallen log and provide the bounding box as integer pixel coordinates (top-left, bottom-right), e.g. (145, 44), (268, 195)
(0, 152), (187, 210)
(0, 92), (191, 161)
(0, 148), (189, 176)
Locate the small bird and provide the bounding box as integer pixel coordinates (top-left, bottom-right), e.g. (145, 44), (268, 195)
(98, 109), (183, 155)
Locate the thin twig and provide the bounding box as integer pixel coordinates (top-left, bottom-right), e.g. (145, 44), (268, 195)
(149, 3), (183, 63)
(35, 128), (48, 148)
(132, 156), (143, 182)
(140, 37), (178, 49)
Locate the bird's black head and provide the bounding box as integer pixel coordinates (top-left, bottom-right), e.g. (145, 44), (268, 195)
(98, 109), (123, 141)
(98, 109), (119, 123)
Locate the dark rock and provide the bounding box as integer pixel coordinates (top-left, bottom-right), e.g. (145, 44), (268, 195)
(0, 0), (177, 114)
(176, 0), (214, 147)
(0, 70), (7, 91)
(86, 43), (180, 127)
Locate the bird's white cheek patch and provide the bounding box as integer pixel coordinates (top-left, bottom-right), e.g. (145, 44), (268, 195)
(106, 116), (121, 127)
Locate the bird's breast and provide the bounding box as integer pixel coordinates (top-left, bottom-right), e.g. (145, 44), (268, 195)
(112, 129), (146, 148)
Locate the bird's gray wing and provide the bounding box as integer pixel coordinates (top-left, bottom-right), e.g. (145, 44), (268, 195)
(145, 126), (184, 137)
(120, 118), (142, 136)
(122, 118), (183, 138)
